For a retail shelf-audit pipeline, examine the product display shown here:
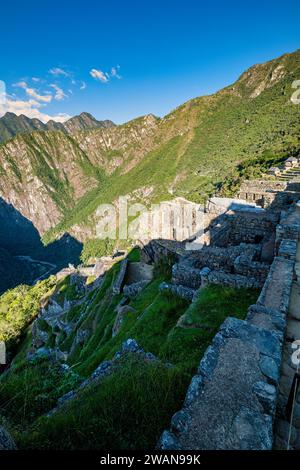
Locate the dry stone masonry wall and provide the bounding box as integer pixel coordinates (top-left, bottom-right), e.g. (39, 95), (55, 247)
(158, 237), (295, 450)
(157, 172), (300, 450)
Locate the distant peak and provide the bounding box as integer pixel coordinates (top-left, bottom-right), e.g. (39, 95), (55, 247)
(3, 112), (17, 118)
(79, 112), (95, 119)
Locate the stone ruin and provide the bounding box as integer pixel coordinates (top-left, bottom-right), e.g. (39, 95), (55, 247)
(155, 165), (300, 450)
(28, 154), (300, 450)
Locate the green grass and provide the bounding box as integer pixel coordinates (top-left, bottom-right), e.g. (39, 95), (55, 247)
(55, 275), (82, 303)
(80, 238), (115, 263)
(159, 285), (259, 371)
(127, 247), (141, 262)
(0, 277), (56, 346)
(42, 51), (300, 243)
(0, 358), (81, 426)
(17, 356), (188, 450)
(1, 265), (258, 450)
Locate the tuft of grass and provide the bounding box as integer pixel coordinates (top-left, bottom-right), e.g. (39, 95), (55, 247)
(159, 285), (259, 372)
(17, 356), (189, 450)
(0, 358), (81, 425)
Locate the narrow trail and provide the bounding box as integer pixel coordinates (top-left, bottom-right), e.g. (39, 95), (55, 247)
(15, 255), (57, 283)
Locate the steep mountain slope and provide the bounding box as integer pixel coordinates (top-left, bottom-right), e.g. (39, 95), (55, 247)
(0, 131), (104, 232)
(0, 50), (299, 242)
(0, 197), (83, 294)
(0, 248), (258, 449)
(0, 112), (115, 144)
(0, 115), (162, 233)
(46, 49), (300, 241)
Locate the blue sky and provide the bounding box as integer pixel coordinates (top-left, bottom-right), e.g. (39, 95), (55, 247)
(0, 0), (299, 123)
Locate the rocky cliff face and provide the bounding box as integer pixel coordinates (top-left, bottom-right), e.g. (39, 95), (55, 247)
(63, 112), (115, 134)
(73, 114), (161, 174)
(0, 50), (300, 240)
(0, 114), (166, 233)
(0, 131), (102, 233)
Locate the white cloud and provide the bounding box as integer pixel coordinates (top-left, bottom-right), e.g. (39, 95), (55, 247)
(26, 87), (52, 103)
(0, 81), (6, 105)
(90, 68), (109, 83)
(13, 81), (27, 89)
(32, 77), (40, 82)
(50, 84), (67, 101)
(80, 81), (87, 90)
(110, 66), (122, 79)
(0, 93), (71, 123)
(90, 66), (122, 83)
(13, 81), (52, 103)
(49, 67), (70, 77)
(47, 113), (71, 123)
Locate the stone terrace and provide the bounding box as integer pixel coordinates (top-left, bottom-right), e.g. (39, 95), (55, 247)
(157, 170), (300, 450)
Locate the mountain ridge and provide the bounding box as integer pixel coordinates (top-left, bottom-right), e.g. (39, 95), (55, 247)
(0, 111), (115, 144)
(0, 49), (299, 241)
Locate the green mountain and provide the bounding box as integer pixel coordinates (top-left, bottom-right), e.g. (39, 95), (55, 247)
(0, 50), (300, 451)
(46, 49), (300, 242)
(0, 49), (299, 242)
(61, 112), (115, 133)
(0, 111), (115, 144)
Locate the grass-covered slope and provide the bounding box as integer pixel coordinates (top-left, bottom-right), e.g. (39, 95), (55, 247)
(44, 49), (300, 242)
(0, 50), (299, 240)
(0, 250), (259, 449)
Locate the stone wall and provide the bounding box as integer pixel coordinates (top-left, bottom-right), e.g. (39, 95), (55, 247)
(233, 255), (270, 284)
(112, 259), (128, 294)
(226, 211), (278, 246)
(206, 196), (261, 215)
(171, 243), (269, 290)
(202, 269), (262, 289)
(140, 239), (185, 264)
(159, 282), (196, 302)
(237, 180), (288, 208)
(123, 280), (149, 298)
(172, 263), (202, 290)
(185, 243), (260, 271)
(275, 206), (300, 251)
(158, 241), (295, 450)
(237, 180), (300, 209)
(208, 210), (278, 248)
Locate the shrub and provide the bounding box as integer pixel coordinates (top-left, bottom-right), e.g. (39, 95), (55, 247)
(80, 238), (115, 264)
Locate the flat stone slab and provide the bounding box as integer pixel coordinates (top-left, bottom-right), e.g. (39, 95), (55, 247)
(274, 240), (300, 449)
(258, 256), (294, 313)
(286, 318), (300, 341)
(158, 317), (281, 450)
(278, 239), (297, 260)
(295, 262), (300, 285)
(125, 262), (154, 285)
(288, 282), (300, 320)
(0, 427), (17, 450)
